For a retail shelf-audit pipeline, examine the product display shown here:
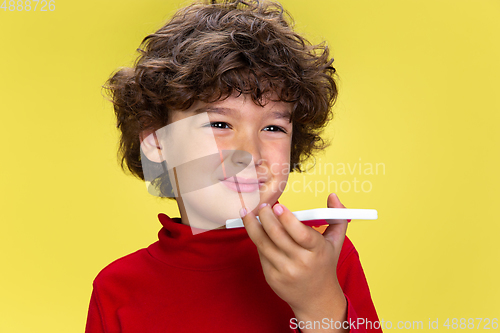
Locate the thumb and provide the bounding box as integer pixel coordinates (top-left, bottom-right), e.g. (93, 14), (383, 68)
(323, 193), (348, 246)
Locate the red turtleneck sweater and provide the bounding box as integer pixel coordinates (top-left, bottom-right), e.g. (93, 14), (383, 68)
(85, 214), (381, 332)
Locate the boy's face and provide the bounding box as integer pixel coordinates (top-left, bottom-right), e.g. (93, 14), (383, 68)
(154, 93), (293, 231)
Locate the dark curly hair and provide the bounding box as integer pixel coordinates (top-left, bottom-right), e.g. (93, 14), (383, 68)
(104, 0), (338, 195)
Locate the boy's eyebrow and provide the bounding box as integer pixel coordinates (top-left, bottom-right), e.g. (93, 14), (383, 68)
(271, 110), (292, 120)
(193, 106), (232, 115)
(193, 106), (292, 120)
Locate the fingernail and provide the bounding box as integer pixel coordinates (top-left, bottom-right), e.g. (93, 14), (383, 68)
(258, 203), (267, 210)
(239, 208), (247, 218)
(347, 219), (351, 222)
(273, 204), (284, 216)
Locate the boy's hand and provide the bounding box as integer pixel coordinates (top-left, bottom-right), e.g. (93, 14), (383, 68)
(241, 193), (349, 332)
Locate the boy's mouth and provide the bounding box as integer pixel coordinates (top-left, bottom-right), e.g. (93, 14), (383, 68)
(220, 176), (264, 193)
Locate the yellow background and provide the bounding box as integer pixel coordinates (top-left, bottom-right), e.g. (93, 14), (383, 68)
(1, 0), (499, 331)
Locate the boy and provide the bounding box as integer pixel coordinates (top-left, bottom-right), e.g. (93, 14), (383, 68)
(86, 0), (381, 332)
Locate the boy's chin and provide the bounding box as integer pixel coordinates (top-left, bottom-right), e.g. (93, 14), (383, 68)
(179, 186), (260, 232)
(174, 180), (287, 233)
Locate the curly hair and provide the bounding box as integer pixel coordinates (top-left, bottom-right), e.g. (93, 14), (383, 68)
(104, 0), (338, 192)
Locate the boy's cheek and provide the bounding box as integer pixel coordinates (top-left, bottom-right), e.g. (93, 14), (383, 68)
(255, 162), (269, 177)
(259, 173), (290, 203)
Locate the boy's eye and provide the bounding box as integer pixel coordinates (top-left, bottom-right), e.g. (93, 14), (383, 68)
(208, 122), (231, 129)
(263, 125), (287, 133)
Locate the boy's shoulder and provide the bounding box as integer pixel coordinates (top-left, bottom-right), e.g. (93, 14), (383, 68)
(92, 245), (157, 289)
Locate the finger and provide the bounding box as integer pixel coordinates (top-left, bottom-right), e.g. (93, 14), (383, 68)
(258, 204), (302, 257)
(323, 222), (347, 248)
(257, 248), (280, 274)
(240, 207), (286, 264)
(273, 203), (322, 251)
(323, 193), (348, 245)
(240, 207), (274, 249)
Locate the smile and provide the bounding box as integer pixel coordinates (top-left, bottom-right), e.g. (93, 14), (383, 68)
(220, 176), (264, 193)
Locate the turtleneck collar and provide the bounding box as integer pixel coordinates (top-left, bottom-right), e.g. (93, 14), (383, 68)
(147, 213), (257, 271)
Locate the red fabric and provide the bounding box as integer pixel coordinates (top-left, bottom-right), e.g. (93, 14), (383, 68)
(86, 214), (381, 332)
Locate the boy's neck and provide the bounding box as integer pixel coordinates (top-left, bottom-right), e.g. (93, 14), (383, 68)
(176, 196), (227, 231)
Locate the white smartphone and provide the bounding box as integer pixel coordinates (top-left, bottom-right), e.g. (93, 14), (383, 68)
(226, 208), (378, 229)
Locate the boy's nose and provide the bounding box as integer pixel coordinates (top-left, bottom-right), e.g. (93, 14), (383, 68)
(231, 134), (263, 167)
(230, 150), (252, 167)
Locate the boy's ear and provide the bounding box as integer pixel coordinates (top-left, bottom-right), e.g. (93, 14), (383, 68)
(140, 131), (163, 163)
